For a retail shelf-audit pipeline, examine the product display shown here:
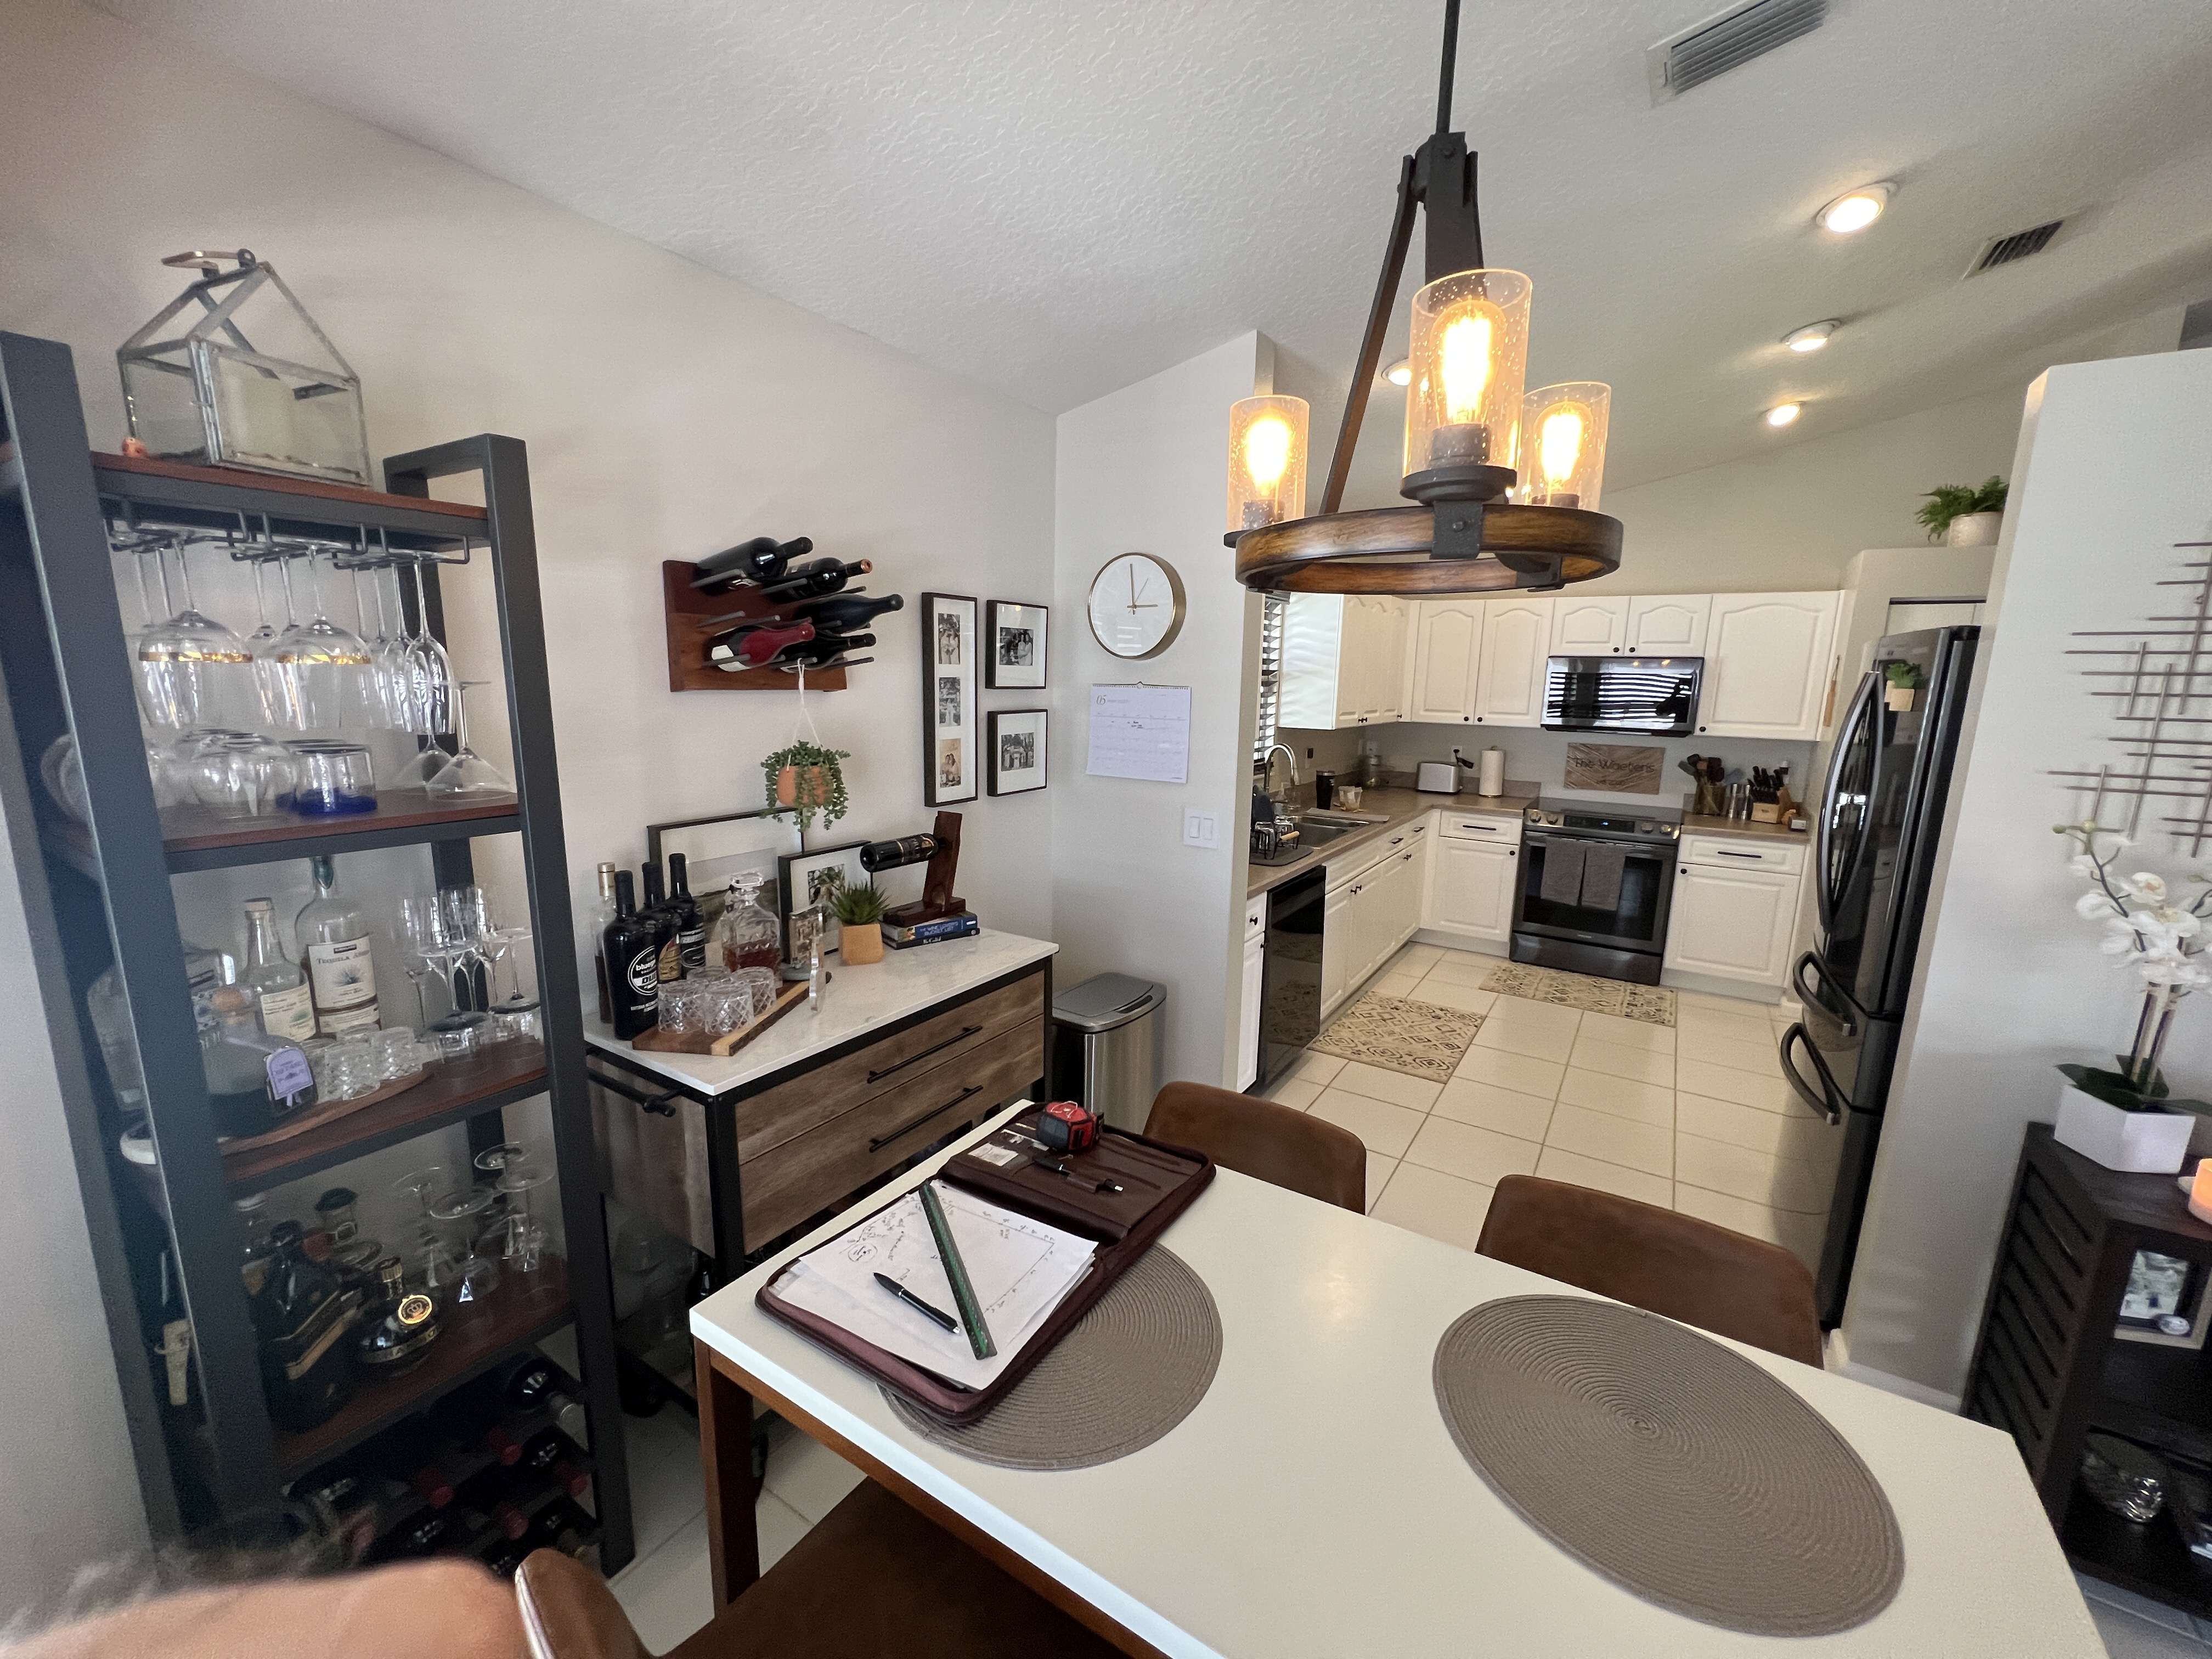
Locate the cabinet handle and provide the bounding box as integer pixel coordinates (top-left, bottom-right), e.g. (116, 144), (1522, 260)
(587, 1065), (679, 1116)
(868, 1085), (984, 1152)
(1713, 850), (1764, 860)
(866, 1023), (984, 1084)
(1390, 835), (1404, 846)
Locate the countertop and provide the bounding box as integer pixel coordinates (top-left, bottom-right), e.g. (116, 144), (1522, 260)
(583, 929), (1058, 1097)
(1679, 811), (1810, 843)
(1246, 783), (1539, 898)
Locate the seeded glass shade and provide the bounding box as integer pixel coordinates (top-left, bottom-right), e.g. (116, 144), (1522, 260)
(1226, 396), (1310, 532)
(1402, 269), (1532, 483)
(1518, 382), (1611, 510)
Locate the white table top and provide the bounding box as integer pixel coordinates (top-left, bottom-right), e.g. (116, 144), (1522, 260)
(692, 1103), (2099, 1659)
(583, 930), (1057, 1097)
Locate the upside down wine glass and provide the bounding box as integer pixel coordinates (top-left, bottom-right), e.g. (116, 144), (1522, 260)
(427, 681), (514, 796)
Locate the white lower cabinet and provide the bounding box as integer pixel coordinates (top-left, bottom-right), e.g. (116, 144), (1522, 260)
(1427, 838), (1519, 942)
(1663, 859), (1801, 986)
(1237, 898), (1266, 1091)
(1320, 838), (1429, 1014)
(1322, 882), (1355, 1012)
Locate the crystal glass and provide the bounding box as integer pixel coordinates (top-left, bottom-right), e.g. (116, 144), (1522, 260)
(187, 731), (297, 819)
(136, 541), (259, 731)
(716, 873), (782, 973)
(494, 1166), (554, 1272)
(271, 552), (375, 730)
(398, 894), (461, 1026)
(404, 560), (455, 740)
(1516, 381), (1612, 510)
(427, 682), (513, 796)
(701, 979), (757, 1037)
(283, 740), (376, 815)
(428, 1014), (481, 1061)
(1225, 395), (1309, 532)
(425, 1184), (502, 1305)
(1402, 268), (1533, 484)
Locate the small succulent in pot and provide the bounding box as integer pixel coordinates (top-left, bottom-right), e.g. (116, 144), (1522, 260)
(761, 739), (850, 833)
(830, 880), (889, 964)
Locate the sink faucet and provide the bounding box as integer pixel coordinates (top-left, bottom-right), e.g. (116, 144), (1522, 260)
(1261, 743), (1299, 804)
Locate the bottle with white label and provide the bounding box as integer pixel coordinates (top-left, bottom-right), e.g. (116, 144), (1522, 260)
(240, 897), (316, 1043)
(295, 854), (382, 1037)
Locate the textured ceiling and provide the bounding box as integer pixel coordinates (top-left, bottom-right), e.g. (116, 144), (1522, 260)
(95, 0), (2212, 492)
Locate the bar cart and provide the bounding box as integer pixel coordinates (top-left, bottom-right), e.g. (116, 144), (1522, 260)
(0, 331), (632, 1570)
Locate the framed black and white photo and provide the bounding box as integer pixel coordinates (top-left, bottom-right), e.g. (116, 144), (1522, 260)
(776, 841), (868, 958)
(920, 592), (979, 805)
(988, 709), (1048, 796)
(985, 600), (1048, 690)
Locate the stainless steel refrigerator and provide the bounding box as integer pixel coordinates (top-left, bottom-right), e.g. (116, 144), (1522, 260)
(1782, 624), (1980, 1325)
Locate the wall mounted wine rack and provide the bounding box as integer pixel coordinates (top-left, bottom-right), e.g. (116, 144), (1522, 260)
(663, 561), (846, 692)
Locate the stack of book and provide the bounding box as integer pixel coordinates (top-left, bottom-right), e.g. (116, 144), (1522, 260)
(884, 912), (980, 950)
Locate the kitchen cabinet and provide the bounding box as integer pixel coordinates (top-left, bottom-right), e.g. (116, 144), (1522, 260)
(1407, 598), (1486, 723)
(1277, 594), (1408, 729)
(1427, 836), (1519, 943)
(1550, 595), (1629, 655)
(1472, 596), (1553, 727)
(1627, 594), (1712, 656)
(1697, 591), (1839, 741)
(1663, 851), (1802, 986)
(1322, 882), (1355, 1011)
(1238, 900), (1266, 1092)
(1320, 832), (1427, 1013)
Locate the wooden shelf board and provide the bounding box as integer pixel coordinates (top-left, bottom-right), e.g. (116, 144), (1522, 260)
(275, 1254), (572, 1477)
(93, 450), (485, 519)
(223, 1041), (549, 1191)
(2063, 1481), (2212, 1618)
(163, 789), (519, 871)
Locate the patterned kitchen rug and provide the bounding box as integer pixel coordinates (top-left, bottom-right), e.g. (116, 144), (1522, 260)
(1480, 964), (1676, 1027)
(1310, 991), (1485, 1081)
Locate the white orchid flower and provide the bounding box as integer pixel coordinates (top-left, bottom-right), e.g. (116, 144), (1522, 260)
(2077, 889), (2119, 919)
(2130, 873), (2170, 902)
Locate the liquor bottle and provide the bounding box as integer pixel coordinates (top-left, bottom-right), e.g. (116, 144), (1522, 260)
(665, 854), (707, 972)
(789, 592), (904, 634)
(861, 833), (941, 873)
(505, 1359), (589, 1440)
(588, 861), (617, 1024)
(601, 873), (658, 1040)
(256, 1220), (357, 1432)
(240, 898), (315, 1043)
(753, 557), (871, 602)
(295, 855), (381, 1037)
(707, 618), (813, 671)
(521, 1429), (594, 1498)
(715, 873), (782, 973)
(773, 632), (874, 670)
(199, 985), (317, 1138)
(639, 862), (681, 984)
(690, 534), (814, 591)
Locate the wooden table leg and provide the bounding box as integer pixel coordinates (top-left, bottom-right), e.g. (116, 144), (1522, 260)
(696, 1340), (760, 1607)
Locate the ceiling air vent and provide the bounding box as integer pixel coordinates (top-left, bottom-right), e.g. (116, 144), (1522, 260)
(1647, 0), (1829, 103)
(1963, 219), (2066, 278)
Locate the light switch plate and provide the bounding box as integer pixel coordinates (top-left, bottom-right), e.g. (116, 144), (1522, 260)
(1182, 809), (1220, 849)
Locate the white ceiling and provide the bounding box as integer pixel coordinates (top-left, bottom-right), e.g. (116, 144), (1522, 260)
(97, 0), (2212, 493)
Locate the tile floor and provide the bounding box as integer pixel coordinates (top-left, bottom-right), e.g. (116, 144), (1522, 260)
(1278, 943), (1834, 1270)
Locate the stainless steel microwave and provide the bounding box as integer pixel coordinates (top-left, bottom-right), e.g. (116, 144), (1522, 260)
(1541, 656), (1703, 736)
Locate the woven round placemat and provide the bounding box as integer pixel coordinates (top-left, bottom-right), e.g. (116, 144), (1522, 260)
(884, 1247), (1221, 1470)
(1433, 1295), (1904, 1637)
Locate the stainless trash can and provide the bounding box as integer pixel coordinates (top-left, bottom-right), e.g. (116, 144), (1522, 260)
(1049, 973), (1167, 1131)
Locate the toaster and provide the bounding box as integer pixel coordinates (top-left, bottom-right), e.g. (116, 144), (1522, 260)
(1416, 761), (1460, 794)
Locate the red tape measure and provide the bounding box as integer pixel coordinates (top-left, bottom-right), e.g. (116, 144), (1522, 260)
(1037, 1099), (1100, 1155)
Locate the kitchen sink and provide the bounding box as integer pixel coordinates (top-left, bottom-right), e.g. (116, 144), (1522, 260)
(1293, 821), (1357, 846)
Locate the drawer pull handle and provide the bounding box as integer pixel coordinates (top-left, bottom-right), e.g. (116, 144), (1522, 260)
(869, 1085), (984, 1152)
(1713, 850), (1764, 860)
(867, 1024), (984, 1084)
(587, 1064), (679, 1116)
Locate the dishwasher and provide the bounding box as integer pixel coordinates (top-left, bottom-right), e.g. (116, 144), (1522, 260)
(1259, 867), (1324, 1088)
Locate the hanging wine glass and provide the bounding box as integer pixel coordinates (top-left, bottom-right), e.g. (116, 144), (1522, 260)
(426, 681), (514, 796)
(349, 563), (402, 730)
(271, 548), (374, 730)
(137, 535), (256, 731)
(404, 558), (455, 740)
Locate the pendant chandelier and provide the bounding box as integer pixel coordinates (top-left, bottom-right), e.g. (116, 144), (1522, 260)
(1224, 0), (1622, 596)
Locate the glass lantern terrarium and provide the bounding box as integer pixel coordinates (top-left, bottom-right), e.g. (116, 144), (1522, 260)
(117, 250), (371, 487)
(1517, 381), (1612, 510)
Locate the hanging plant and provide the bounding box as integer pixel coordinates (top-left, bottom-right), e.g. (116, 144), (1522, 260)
(762, 738), (850, 833)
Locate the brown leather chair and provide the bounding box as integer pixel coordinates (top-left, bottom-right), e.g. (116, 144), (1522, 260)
(1475, 1174), (1825, 1367)
(514, 1480), (1119, 1658)
(1143, 1080), (1366, 1212)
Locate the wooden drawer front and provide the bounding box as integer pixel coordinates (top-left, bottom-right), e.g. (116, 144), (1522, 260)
(590, 1073), (714, 1259)
(1681, 834), (1803, 874)
(741, 1023), (1042, 1247)
(736, 967), (1045, 1163)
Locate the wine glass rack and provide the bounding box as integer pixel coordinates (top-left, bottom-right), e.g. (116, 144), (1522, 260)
(0, 329), (633, 1569)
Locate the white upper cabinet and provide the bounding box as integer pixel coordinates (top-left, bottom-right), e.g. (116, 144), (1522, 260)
(1407, 598), (1486, 724)
(1627, 594), (1712, 656)
(1472, 596), (1553, 727)
(1278, 594), (1407, 729)
(1550, 595), (1629, 656)
(1698, 591), (1839, 741)
(1344, 595), (1408, 725)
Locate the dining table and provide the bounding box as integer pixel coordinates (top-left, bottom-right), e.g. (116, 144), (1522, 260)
(687, 1100), (2103, 1657)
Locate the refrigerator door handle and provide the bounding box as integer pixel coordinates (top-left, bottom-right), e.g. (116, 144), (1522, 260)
(1791, 951), (1858, 1036)
(1779, 1022), (1846, 1126)
(1818, 670), (1881, 933)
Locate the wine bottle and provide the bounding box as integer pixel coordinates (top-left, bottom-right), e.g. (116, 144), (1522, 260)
(588, 862), (617, 1024)
(753, 557), (871, 602)
(600, 872), (658, 1039)
(505, 1360), (589, 1438)
(707, 618), (814, 670)
(772, 631), (874, 670)
(666, 854), (707, 972)
(408, 1460), (456, 1510)
(789, 592), (904, 634)
(639, 862), (681, 984)
(479, 1423), (523, 1466)
(531, 1498), (600, 1557)
(690, 534), (813, 591)
(521, 1430), (594, 1499)
(861, 834), (941, 873)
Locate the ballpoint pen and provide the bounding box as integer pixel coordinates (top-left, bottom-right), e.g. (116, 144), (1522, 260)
(873, 1271), (957, 1333)
(1032, 1155), (1123, 1195)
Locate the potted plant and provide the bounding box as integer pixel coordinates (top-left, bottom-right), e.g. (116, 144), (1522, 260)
(2052, 819), (2212, 1171)
(1883, 662), (1923, 712)
(830, 881), (889, 964)
(1916, 476), (2008, 546)
(761, 739), (850, 833)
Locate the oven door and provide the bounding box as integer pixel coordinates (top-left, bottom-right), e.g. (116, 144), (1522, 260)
(1516, 832), (1677, 952)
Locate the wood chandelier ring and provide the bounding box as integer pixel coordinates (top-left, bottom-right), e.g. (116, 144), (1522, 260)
(1232, 504), (1624, 595)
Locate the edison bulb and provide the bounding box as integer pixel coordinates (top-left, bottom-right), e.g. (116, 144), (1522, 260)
(1538, 404), (1588, 492)
(1517, 381), (1609, 510)
(1403, 270), (1530, 487)
(1439, 306), (1497, 426)
(1243, 414), (1293, 493)
(1224, 395), (1308, 532)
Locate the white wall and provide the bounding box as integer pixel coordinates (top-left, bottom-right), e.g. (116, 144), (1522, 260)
(1051, 335), (1265, 1092)
(1844, 348), (2212, 1395)
(0, 0), (1055, 1595)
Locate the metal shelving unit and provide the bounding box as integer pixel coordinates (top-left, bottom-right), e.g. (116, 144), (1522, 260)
(0, 329), (633, 1570)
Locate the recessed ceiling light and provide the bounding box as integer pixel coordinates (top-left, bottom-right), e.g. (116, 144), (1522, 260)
(1818, 183), (1893, 234)
(1765, 402), (1803, 428)
(1782, 320), (1839, 353)
(1381, 357), (1412, 387)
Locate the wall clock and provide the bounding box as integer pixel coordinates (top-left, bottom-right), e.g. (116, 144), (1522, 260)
(1086, 553), (1187, 659)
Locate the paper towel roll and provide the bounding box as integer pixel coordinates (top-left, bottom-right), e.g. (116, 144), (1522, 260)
(1478, 748), (1506, 797)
